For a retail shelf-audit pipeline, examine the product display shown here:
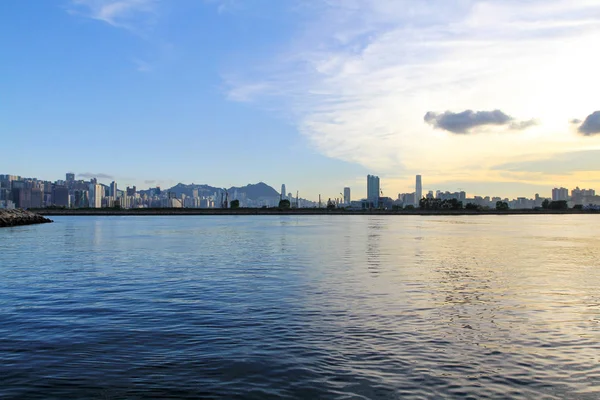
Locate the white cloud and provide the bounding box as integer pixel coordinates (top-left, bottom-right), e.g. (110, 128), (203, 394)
(132, 57), (152, 72)
(70, 0), (158, 30)
(225, 0), (600, 189)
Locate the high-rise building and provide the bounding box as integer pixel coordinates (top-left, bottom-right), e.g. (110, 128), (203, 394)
(126, 186), (137, 197)
(416, 175), (422, 205)
(367, 175), (380, 207)
(75, 190), (90, 208)
(571, 187), (596, 205)
(552, 187), (569, 201)
(344, 187), (351, 204)
(11, 188), (32, 209)
(281, 184), (286, 200)
(53, 186), (69, 207)
(89, 184), (103, 208)
(30, 188), (43, 208)
(110, 181), (118, 199)
(66, 173), (75, 182)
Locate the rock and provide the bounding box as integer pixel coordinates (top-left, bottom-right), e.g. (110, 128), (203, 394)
(0, 209), (53, 228)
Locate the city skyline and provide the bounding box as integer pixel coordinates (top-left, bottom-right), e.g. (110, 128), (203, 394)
(2, 1), (600, 199)
(2, 171), (599, 212)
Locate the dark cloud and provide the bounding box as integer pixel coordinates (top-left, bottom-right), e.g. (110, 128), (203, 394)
(577, 111), (600, 136)
(570, 118), (582, 124)
(78, 172), (114, 180)
(424, 109), (536, 134)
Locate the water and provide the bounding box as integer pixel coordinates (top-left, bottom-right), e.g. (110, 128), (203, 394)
(1, 215), (599, 399)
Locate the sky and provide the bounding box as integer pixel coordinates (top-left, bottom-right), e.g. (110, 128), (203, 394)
(1, 0), (600, 200)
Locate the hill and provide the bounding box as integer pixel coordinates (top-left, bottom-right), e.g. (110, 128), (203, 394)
(142, 182), (280, 200)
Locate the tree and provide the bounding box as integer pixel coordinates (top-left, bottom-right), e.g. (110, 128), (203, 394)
(420, 197), (442, 210)
(446, 198), (463, 210)
(465, 203), (480, 211)
(541, 199), (550, 209)
(405, 204), (415, 210)
(496, 201), (509, 211)
(230, 199), (240, 209)
(548, 200), (568, 210)
(278, 199), (291, 209)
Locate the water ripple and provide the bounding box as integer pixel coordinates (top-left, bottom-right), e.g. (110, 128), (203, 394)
(1, 215), (599, 399)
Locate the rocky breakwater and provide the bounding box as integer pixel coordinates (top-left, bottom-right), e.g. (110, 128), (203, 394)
(0, 209), (53, 228)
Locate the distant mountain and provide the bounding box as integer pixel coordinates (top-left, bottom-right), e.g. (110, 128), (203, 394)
(161, 183), (219, 198)
(141, 182), (280, 200)
(229, 182), (280, 200)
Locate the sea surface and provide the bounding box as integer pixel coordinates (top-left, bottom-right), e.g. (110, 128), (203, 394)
(1, 215), (599, 399)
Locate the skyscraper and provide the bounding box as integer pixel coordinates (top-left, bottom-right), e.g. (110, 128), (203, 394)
(281, 184), (286, 200)
(416, 175), (422, 206)
(367, 175), (380, 207)
(30, 188), (43, 208)
(344, 187), (351, 204)
(53, 186), (69, 207)
(110, 181), (118, 199)
(66, 173), (75, 182)
(89, 184), (103, 208)
(11, 188), (31, 209)
(552, 187), (569, 201)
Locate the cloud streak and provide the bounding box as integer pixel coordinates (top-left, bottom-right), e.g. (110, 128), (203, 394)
(69, 0), (158, 30)
(133, 57), (153, 72)
(78, 172), (114, 180)
(493, 150), (600, 175)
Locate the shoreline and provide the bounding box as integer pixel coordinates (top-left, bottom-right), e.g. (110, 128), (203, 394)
(34, 208), (598, 216)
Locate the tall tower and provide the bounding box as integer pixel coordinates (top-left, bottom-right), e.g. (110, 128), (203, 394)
(344, 187), (351, 204)
(416, 175), (422, 206)
(281, 184), (286, 200)
(66, 173), (75, 182)
(367, 175), (380, 207)
(110, 181), (118, 199)
(88, 184), (103, 208)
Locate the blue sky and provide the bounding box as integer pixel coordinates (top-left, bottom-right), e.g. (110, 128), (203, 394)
(2, 0), (600, 200)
